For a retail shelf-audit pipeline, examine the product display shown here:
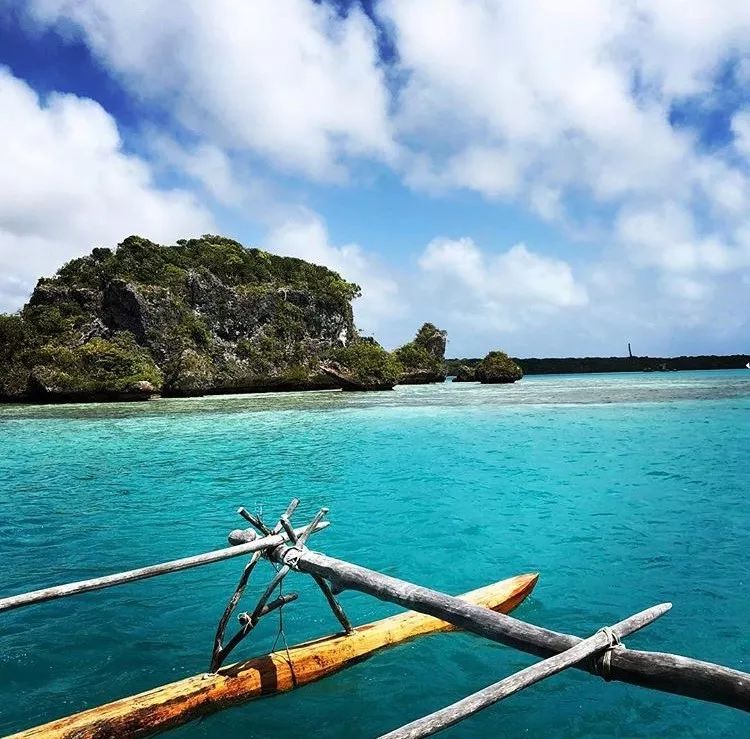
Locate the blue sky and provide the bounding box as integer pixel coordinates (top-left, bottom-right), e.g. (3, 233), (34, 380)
(1, 1), (749, 357)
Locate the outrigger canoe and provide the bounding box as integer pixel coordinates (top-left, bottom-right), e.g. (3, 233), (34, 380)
(10, 573), (538, 739)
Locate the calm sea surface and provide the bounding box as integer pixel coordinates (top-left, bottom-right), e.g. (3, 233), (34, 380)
(1, 371), (749, 737)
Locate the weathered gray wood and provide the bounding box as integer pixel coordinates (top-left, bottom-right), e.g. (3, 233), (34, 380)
(273, 499), (300, 534)
(279, 515), (299, 544)
(237, 507), (271, 535)
(249, 564), (292, 624)
(275, 507), (351, 632)
(239, 592), (298, 622)
(227, 528), (258, 545)
(237, 499), (298, 539)
(210, 500), (305, 670)
(380, 604), (671, 739)
(299, 507), (329, 546)
(214, 592), (300, 668)
(288, 549), (750, 711)
(0, 523), (328, 615)
(312, 573), (353, 634)
(210, 551), (263, 672)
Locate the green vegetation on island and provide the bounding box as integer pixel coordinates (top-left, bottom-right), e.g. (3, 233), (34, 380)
(446, 355), (750, 376)
(395, 322), (448, 384)
(321, 337), (403, 390)
(474, 351), (524, 383)
(448, 350), (523, 384)
(0, 235), (533, 403)
(0, 234), (371, 401)
(452, 364), (476, 382)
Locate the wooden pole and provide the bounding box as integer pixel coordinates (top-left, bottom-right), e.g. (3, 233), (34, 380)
(379, 604), (670, 739)
(278, 509), (352, 631)
(0, 523), (328, 615)
(210, 551), (263, 672)
(312, 573), (353, 633)
(288, 549), (750, 711)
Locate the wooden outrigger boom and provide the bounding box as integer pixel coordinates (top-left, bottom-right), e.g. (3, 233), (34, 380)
(3, 500), (750, 738)
(0, 522), (328, 615)
(291, 550), (750, 712)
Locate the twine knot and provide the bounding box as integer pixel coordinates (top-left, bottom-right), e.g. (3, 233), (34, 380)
(283, 544), (307, 570)
(594, 626), (624, 681)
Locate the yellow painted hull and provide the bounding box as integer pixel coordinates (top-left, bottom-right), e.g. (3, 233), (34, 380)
(10, 573), (538, 739)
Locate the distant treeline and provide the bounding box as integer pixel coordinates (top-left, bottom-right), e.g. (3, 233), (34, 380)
(445, 355), (750, 376)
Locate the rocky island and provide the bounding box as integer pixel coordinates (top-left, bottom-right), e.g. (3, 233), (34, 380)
(0, 235), (404, 402)
(0, 235), (530, 403)
(452, 351), (524, 383)
(395, 322), (448, 384)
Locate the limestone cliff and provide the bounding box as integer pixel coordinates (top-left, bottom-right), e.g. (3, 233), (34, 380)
(0, 235), (367, 402)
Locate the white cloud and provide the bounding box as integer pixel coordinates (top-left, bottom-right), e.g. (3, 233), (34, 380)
(25, 0), (395, 180)
(11, 0), (750, 353)
(150, 138), (246, 207)
(263, 213), (403, 335)
(660, 274), (713, 302)
(378, 0), (750, 344)
(0, 68), (212, 312)
(529, 186), (564, 222)
(417, 237), (587, 332)
(630, 1), (750, 97)
(616, 202), (750, 273)
(382, 0), (691, 198)
(380, 0), (750, 211)
(445, 147), (521, 199)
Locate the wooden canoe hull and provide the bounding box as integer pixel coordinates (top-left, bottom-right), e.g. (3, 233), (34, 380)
(9, 573), (538, 739)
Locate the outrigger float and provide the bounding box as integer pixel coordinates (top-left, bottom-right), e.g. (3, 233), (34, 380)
(1, 501), (749, 738)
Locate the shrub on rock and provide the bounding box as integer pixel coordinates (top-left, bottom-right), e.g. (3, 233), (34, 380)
(395, 322), (447, 384)
(321, 338), (402, 390)
(474, 351), (523, 384)
(452, 364), (476, 382)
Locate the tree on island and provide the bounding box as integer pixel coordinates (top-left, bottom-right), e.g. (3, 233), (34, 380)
(474, 351), (523, 384)
(321, 337), (402, 391)
(394, 322), (448, 384)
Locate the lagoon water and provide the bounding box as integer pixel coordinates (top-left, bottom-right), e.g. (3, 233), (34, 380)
(1, 371), (749, 737)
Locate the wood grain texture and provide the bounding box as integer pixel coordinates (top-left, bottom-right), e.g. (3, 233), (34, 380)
(296, 551), (750, 712)
(8, 573), (538, 739)
(379, 603), (672, 739)
(0, 523), (327, 615)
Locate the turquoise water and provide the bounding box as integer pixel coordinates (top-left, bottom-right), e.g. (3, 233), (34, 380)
(1, 371), (749, 737)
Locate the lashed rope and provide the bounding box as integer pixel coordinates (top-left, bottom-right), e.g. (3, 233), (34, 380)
(209, 501), (351, 672)
(594, 625), (624, 682)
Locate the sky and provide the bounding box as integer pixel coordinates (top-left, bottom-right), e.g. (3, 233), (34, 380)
(0, 1), (749, 358)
